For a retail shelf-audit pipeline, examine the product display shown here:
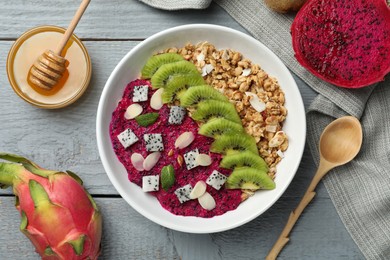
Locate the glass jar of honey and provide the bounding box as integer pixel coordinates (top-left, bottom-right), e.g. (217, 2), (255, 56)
(6, 25), (92, 109)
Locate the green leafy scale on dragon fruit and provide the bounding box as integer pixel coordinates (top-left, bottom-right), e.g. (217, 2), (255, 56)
(291, 0), (390, 88)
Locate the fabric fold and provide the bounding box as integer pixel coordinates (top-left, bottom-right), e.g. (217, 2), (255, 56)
(138, 0), (212, 10)
(307, 80), (390, 259)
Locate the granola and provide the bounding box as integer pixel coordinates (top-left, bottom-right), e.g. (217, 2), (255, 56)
(162, 42), (288, 179)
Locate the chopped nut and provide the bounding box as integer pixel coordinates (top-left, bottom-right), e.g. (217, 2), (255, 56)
(239, 82), (249, 92)
(177, 155), (184, 167)
(234, 67), (243, 76)
(168, 149), (174, 156)
(269, 131), (287, 148)
(241, 192), (249, 202)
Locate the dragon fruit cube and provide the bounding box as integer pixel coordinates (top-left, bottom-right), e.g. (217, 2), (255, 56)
(117, 128), (139, 148)
(206, 170), (227, 190)
(133, 85), (149, 102)
(174, 184), (193, 203)
(183, 149), (199, 170)
(168, 106), (186, 125)
(143, 133), (164, 152)
(142, 175), (159, 192)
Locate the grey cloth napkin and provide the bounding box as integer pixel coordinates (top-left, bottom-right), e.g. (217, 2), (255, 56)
(139, 0), (390, 258)
(138, 0), (212, 10)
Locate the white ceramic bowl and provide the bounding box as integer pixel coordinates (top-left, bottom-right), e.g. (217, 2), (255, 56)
(97, 24), (306, 233)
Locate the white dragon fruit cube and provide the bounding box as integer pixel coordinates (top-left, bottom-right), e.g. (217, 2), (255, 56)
(168, 106), (186, 125)
(142, 175), (159, 192)
(143, 133), (164, 152)
(183, 149), (199, 170)
(206, 170), (227, 190)
(117, 128), (139, 148)
(174, 184), (193, 203)
(133, 85), (149, 102)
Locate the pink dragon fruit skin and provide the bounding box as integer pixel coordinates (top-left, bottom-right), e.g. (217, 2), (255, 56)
(0, 153), (102, 259)
(291, 0), (390, 88)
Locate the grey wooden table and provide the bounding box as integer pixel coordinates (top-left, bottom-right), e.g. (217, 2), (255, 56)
(0, 1), (364, 259)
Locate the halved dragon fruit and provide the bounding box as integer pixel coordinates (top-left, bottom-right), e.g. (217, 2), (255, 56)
(291, 0), (390, 88)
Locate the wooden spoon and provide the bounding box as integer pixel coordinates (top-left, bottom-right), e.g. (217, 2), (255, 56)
(28, 0), (91, 90)
(266, 116), (363, 260)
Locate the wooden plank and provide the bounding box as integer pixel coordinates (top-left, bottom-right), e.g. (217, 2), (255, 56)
(0, 196), (363, 259)
(0, 0), (246, 39)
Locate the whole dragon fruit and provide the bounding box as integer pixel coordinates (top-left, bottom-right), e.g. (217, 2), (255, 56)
(0, 153), (102, 259)
(291, 0), (390, 88)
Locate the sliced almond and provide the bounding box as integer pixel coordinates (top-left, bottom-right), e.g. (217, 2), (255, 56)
(124, 104), (143, 119)
(265, 124), (277, 133)
(221, 49), (230, 60)
(195, 154), (212, 166)
(150, 88), (164, 110)
(196, 53), (205, 62)
(242, 68), (251, 76)
(269, 131), (286, 148)
(131, 153), (144, 171)
(276, 149), (285, 158)
(189, 181), (207, 199)
(198, 192), (216, 211)
(174, 131), (195, 149)
(245, 92), (266, 113)
(143, 152), (161, 171)
(201, 64), (214, 76)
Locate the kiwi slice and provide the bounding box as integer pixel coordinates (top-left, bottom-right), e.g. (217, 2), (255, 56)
(198, 118), (243, 138)
(162, 74), (205, 103)
(141, 53), (184, 79)
(220, 151), (268, 172)
(191, 100), (241, 124)
(210, 133), (259, 155)
(225, 168), (275, 190)
(151, 60), (200, 89)
(179, 85), (228, 107)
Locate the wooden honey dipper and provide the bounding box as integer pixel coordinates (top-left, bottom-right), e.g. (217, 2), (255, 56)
(29, 0), (91, 90)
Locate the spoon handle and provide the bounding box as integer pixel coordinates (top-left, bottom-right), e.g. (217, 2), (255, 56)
(55, 0), (91, 55)
(266, 160), (333, 260)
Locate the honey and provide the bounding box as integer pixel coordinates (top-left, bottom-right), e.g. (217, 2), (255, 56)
(7, 26), (91, 109)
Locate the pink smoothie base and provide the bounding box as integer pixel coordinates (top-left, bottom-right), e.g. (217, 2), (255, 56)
(109, 79), (242, 218)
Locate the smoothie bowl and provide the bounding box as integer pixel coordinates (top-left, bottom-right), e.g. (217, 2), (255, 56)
(96, 24), (306, 233)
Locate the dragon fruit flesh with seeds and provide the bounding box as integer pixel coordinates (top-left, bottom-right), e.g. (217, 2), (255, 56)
(291, 0), (390, 88)
(0, 153), (102, 259)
